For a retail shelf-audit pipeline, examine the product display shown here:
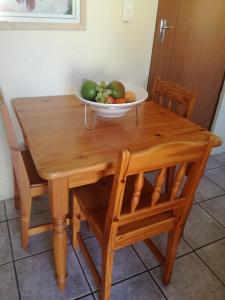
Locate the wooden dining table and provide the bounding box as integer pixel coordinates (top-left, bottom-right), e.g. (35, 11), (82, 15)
(13, 95), (222, 290)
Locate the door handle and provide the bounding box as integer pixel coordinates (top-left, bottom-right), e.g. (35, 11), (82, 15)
(159, 19), (174, 43)
(161, 25), (174, 30)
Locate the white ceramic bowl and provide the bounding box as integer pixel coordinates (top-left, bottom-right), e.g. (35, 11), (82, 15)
(75, 83), (148, 118)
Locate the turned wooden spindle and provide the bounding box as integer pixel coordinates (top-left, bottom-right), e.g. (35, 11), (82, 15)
(131, 173), (144, 213)
(167, 99), (172, 109)
(151, 167), (166, 206)
(169, 163), (187, 201)
(159, 94), (163, 105)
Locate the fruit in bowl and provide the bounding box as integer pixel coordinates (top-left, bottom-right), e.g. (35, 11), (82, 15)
(80, 80), (97, 101)
(125, 91), (136, 102)
(107, 81), (125, 99)
(80, 80), (136, 104)
(77, 80), (148, 118)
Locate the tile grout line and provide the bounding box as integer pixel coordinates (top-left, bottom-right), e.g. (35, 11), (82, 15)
(5, 208), (50, 222)
(205, 177), (225, 193)
(131, 244), (157, 271)
(9, 227), (71, 262)
(6, 223), (93, 300)
(132, 234), (225, 295)
(7, 230), (70, 264)
(206, 155), (225, 170)
(199, 203), (225, 228)
(6, 242), (95, 299)
(205, 164), (225, 172)
(67, 228), (95, 243)
(182, 236), (225, 287)
(88, 272), (163, 300)
(0, 219), (7, 224)
(131, 241), (195, 270)
(196, 203), (225, 230)
(71, 243), (95, 294)
(71, 244), (149, 295)
(111, 269), (153, 287)
(131, 244), (168, 300)
(5, 227), (71, 265)
(66, 226), (96, 294)
(0, 261), (16, 269)
(90, 293), (96, 300)
(70, 234), (152, 294)
(195, 192), (225, 205)
(195, 251), (225, 287)
(5, 230), (71, 262)
(72, 292), (95, 300)
(12, 248), (54, 263)
(3, 201), (22, 300)
(204, 172), (225, 193)
(73, 235), (165, 297)
(147, 269), (168, 300)
(185, 236), (225, 252)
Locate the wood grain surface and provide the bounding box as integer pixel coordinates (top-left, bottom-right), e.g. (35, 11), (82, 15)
(13, 95), (222, 183)
(12, 94), (222, 290)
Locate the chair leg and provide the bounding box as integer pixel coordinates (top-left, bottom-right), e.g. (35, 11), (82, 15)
(101, 247), (114, 300)
(20, 194), (32, 250)
(72, 193), (81, 249)
(13, 170), (20, 209)
(163, 225), (182, 285)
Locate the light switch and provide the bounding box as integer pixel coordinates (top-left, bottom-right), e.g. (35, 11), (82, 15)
(122, 0), (134, 23)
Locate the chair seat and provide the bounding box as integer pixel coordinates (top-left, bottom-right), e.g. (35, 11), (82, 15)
(21, 149), (47, 188)
(74, 175), (172, 244)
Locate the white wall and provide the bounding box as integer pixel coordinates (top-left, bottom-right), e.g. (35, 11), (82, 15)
(0, 0), (158, 200)
(212, 81), (225, 153)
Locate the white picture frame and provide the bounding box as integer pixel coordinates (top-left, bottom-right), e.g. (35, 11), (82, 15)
(0, 0), (86, 30)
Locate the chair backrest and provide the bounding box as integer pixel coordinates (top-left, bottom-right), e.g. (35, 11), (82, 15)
(104, 135), (214, 244)
(151, 77), (198, 119)
(0, 91), (19, 150)
(0, 91), (30, 196)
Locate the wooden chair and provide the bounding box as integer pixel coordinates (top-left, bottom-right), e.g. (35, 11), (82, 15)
(0, 93), (50, 249)
(151, 76), (198, 192)
(151, 76), (198, 119)
(71, 136), (214, 300)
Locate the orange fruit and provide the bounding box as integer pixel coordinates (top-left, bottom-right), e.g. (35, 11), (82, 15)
(125, 91), (136, 102)
(115, 98), (126, 104)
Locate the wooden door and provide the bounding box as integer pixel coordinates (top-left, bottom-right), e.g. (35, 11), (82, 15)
(148, 0), (225, 129)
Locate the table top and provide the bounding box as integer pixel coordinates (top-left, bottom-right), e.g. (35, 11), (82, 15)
(13, 95), (222, 181)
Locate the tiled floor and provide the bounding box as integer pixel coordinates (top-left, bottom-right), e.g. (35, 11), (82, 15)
(0, 153), (225, 300)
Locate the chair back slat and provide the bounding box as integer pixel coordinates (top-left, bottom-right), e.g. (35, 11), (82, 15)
(167, 99), (172, 110)
(130, 173), (144, 213)
(151, 76), (198, 119)
(175, 103), (184, 116)
(159, 94), (163, 105)
(151, 167), (166, 206)
(105, 136), (214, 239)
(169, 163), (187, 201)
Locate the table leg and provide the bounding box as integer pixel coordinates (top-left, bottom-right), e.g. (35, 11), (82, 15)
(49, 178), (69, 290)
